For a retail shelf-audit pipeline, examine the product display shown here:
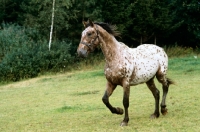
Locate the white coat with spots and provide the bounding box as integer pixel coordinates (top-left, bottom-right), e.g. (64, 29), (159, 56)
(104, 43), (168, 86)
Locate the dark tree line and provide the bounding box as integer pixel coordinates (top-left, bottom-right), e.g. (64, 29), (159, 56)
(0, 0), (200, 81)
(0, 0), (199, 47)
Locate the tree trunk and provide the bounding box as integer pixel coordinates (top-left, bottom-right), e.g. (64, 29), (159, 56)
(154, 35), (157, 45)
(82, 0), (85, 21)
(49, 0), (55, 51)
(140, 36), (142, 45)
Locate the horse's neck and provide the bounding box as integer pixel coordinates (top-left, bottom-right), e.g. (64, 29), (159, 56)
(99, 31), (119, 62)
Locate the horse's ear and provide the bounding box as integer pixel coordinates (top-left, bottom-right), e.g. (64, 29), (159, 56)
(82, 21), (87, 28)
(89, 19), (94, 27)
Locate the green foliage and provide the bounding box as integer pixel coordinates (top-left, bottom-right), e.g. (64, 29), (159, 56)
(171, 0), (200, 47)
(101, 0), (133, 44)
(0, 0), (23, 23)
(20, 0), (80, 40)
(129, 0), (181, 44)
(183, 0), (200, 39)
(0, 0), (199, 47)
(0, 0), (200, 82)
(0, 24), (73, 82)
(151, 0), (183, 38)
(80, 0), (103, 21)
(131, 0), (154, 43)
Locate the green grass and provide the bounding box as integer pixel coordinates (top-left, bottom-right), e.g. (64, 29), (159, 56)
(0, 56), (200, 131)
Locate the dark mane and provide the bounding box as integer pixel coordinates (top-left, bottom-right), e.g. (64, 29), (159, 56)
(84, 21), (121, 37)
(94, 22), (121, 37)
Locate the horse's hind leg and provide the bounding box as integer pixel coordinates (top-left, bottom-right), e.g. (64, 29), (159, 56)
(102, 81), (124, 115)
(146, 78), (160, 118)
(156, 72), (170, 115)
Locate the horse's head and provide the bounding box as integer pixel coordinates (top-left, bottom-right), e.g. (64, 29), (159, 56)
(77, 20), (100, 57)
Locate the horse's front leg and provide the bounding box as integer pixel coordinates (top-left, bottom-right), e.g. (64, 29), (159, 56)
(120, 84), (130, 126)
(102, 81), (124, 115)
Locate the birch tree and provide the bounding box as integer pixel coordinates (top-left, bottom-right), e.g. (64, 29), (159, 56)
(49, 0), (55, 51)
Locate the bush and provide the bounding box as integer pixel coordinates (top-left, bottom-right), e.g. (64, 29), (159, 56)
(164, 44), (194, 58)
(0, 24), (74, 82)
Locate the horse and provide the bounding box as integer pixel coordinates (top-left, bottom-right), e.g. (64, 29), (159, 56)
(77, 20), (174, 126)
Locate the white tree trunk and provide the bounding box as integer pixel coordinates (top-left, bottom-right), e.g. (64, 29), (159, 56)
(49, 0), (55, 51)
(140, 36), (142, 45)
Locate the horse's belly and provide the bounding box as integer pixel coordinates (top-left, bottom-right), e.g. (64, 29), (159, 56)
(129, 74), (154, 85)
(129, 65), (159, 85)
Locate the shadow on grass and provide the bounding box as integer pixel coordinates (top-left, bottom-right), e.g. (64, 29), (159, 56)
(56, 104), (104, 113)
(72, 90), (100, 96)
(56, 105), (81, 113)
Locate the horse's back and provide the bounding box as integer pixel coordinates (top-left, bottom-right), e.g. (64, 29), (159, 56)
(136, 44), (168, 74)
(136, 44), (166, 56)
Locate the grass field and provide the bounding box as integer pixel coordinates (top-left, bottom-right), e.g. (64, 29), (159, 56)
(0, 55), (200, 132)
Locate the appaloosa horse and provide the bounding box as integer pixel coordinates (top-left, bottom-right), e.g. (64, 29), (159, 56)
(77, 20), (174, 126)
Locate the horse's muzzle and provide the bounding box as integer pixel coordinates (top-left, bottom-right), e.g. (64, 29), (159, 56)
(77, 48), (88, 58)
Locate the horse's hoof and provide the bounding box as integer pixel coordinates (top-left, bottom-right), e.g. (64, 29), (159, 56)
(120, 121), (128, 126)
(161, 108), (168, 115)
(150, 113), (159, 119)
(116, 107), (124, 115)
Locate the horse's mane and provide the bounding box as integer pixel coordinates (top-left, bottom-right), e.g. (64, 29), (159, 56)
(94, 22), (121, 37)
(84, 21), (121, 37)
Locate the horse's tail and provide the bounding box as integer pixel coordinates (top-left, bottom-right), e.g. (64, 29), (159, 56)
(167, 78), (175, 85)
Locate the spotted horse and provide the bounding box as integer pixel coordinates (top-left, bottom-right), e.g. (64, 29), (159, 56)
(77, 20), (174, 126)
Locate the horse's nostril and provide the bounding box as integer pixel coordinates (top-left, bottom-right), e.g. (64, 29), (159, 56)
(77, 50), (81, 56)
(77, 49), (88, 58)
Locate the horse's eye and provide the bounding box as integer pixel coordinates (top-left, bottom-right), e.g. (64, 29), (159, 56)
(87, 32), (92, 36)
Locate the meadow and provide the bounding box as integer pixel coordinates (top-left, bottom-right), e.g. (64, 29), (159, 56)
(0, 54), (200, 132)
